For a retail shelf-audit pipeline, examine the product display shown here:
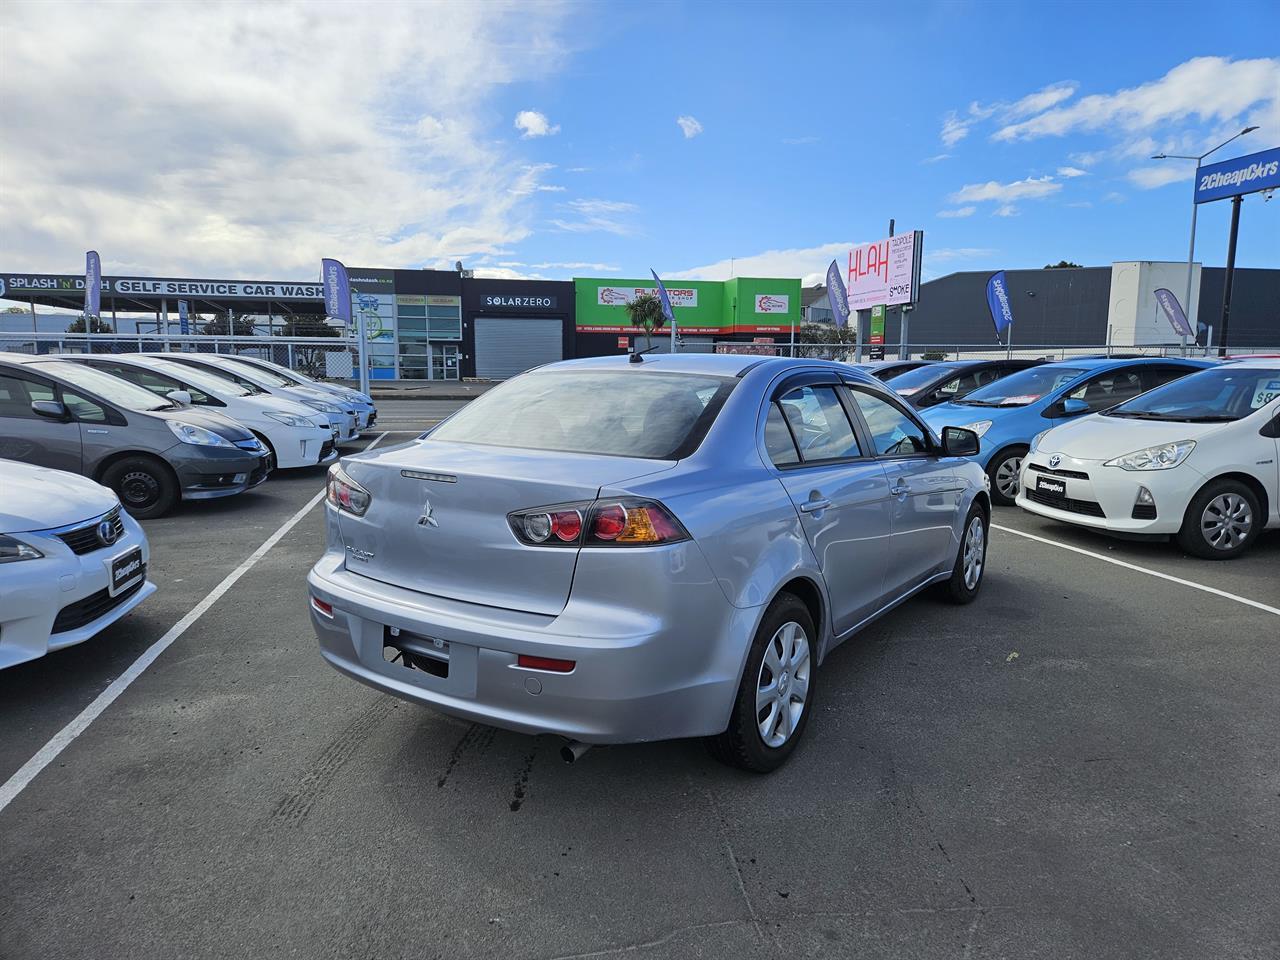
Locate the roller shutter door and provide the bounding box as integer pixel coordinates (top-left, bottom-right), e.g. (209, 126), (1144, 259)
(474, 317), (563, 379)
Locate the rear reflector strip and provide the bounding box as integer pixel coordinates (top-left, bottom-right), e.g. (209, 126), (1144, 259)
(311, 596), (334, 618)
(517, 654), (576, 673)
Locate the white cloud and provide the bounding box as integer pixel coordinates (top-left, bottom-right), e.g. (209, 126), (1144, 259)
(993, 56), (1280, 142)
(950, 175), (1062, 204)
(993, 204), (1019, 217)
(1057, 166), (1089, 178)
(940, 112), (970, 147)
(669, 241), (855, 288)
(0, 1), (572, 277)
(1006, 82), (1078, 118)
(549, 199), (638, 235)
(922, 153), (951, 164)
(940, 84), (1076, 147)
(937, 206), (976, 218)
(514, 110), (560, 138)
(1126, 165), (1192, 190)
(783, 136), (818, 145)
(676, 115), (704, 139)
(529, 261), (620, 272)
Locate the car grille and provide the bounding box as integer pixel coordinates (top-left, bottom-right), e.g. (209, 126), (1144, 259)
(1027, 489), (1106, 518)
(1131, 504), (1157, 520)
(55, 507), (125, 556)
(51, 565), (147, 633)
(1028, 462), (1090, 480)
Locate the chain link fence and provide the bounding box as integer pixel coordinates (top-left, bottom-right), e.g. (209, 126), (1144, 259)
(0, 333), (357, 379)
(712, 341), (1267, 362)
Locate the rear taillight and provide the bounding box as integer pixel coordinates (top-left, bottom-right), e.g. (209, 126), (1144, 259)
(508, 498), (688, 547)
(311, 596), (334, 618)
(517, 654), (576, 673)
(326, 463), (371, 517)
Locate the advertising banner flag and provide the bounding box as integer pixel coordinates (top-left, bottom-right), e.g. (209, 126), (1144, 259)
(985, 271), (1014, 338)
(321, 258), (353, 325)
(1153, 287), (1194, 338)
(178, 299), (190, 335)
(650, 269), (677, 350)
(84, 250), (101, 320)
(825, 259), (850, 328)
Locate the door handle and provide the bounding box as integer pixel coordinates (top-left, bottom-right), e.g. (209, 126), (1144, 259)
(799, 497), (832, 514)
(890, 481), (911, 497)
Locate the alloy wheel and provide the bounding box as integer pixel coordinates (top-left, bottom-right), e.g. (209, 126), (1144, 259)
(963, 515), (986, 589)
(995, 456), (1022, 499)
(1201, 493), (1252, 551)
(756, 621), (811, 749)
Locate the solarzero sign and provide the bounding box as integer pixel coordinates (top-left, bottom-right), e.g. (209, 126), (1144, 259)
(846, 231), (923, 311)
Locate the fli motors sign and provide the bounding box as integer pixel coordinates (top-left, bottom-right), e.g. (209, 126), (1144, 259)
(596, 285), (698, 308)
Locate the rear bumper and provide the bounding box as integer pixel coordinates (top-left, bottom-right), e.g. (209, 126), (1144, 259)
(306, 547), (754, 744)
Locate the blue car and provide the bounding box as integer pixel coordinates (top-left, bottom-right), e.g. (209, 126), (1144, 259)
(919, 356), (1215, 504)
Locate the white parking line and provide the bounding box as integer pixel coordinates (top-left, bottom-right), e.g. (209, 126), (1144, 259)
(992, 523), (1280, 618)
(0, 433), (388, 816)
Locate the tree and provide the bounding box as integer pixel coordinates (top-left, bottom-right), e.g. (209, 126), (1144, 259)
(200, 311), (256, 336)
(793, 322), (856, 360)
(1044, 260), (1082, 269)
(624, 292), (665, 350)
(66, 314), (112, 333)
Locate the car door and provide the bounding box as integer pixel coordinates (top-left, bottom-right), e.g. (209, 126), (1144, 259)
(845, 385), (965, 596)
(0, 369), (84, 473)
(766, 381), (894, 636)
(1057, 365), (1145, 418)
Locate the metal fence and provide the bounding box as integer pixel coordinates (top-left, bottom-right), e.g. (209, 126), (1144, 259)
(712, 341), (1270, 363)
(0, 332), (357, 379)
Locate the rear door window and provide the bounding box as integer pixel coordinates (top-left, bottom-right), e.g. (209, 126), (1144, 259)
(764, 403), (800, 466)
(776, 385), (862, 462)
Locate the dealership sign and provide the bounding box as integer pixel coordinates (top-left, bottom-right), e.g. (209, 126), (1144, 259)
(597, 285), (697, 308)
(754, 294), (790, 314)
(0, 272), (323, 301)
(1194, 146), (1280, 204)
(847, 231), (923, 311)
(483, 294), (557, 309)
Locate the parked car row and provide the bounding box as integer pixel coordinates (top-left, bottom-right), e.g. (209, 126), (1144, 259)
(0, 350), (375, 518)
(0, 349), (377, 670)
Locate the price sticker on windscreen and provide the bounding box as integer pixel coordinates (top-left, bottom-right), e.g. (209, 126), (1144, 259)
(1250, 378), (1280, 409)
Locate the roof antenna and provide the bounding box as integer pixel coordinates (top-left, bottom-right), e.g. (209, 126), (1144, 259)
(630, 344), (662, 364)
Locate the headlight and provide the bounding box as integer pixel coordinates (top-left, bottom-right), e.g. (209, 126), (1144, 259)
(166, 420), (234, 448)
(959, 420), (993, 438)
(0, 533), (44, 564)
(1030, 430), (1050, 453)
(326, 464), (371, 516)
(301, 398), (342, 414)
(1104, 440), (1196, 471)
(264, 411), (316, 427)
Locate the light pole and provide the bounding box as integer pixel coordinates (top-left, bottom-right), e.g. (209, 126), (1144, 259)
(1152, 125), (1258, 353)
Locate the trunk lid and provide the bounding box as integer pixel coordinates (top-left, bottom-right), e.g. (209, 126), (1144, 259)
(337, 439), (673, 615)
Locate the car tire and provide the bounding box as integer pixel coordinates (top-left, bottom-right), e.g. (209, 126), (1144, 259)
(101, 455), (179, 520)
(939, 502), (988, 604)
(1175, 479), (1261, 560)
(706, 593), (816, 774)
(986, 445), (1028, 506)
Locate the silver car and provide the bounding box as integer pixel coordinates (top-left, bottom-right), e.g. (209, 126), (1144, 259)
(308, 354), (990, 771)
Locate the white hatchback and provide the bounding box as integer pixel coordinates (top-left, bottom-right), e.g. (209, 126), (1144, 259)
(0, 459), (156, 669)
(1017, 360), (1280, 559)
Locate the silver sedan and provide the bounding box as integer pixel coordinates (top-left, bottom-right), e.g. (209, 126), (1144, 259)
(308, 354), (990, 771)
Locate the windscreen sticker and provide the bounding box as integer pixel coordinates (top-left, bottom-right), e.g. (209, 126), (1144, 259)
(1250, 378), (1280, 409)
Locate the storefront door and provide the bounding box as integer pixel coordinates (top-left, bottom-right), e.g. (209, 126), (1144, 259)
(430, 344), (460, 380)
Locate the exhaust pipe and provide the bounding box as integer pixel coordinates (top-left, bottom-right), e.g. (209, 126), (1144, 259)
(560, 740), (593, 764)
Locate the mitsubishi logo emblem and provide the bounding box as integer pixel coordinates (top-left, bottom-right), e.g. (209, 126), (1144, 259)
(1049, 454), (1061, 468)
(417, 500), (438, 528)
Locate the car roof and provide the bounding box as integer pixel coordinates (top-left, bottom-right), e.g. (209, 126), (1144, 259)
(1039, 355), (1214, 371)
(545, 352), (875, 383)
(1216, 358), (1280, 370)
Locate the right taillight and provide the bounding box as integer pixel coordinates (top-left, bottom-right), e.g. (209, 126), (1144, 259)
(508, 498), (688, 547)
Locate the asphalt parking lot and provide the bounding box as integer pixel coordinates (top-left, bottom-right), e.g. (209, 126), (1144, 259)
(2, 398), (1278, 960)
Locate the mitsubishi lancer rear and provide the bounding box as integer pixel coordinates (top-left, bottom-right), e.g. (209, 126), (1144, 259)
(307, 358), (752, 756)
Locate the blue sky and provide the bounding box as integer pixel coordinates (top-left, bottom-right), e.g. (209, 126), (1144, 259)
(1, 0), (1276, 286)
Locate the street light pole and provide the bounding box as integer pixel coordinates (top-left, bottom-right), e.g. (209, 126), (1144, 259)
(1151, 125), (1258, 355)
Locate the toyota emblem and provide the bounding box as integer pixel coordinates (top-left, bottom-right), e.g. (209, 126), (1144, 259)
(1048, 454), (1061, 468)
(97, 518), (119, 546)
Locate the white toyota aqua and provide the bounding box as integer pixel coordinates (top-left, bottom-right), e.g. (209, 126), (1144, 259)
(1017, 360), (1280, 560)
(0, 458), (156, 668)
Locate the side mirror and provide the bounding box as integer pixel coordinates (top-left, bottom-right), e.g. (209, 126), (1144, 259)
(166, 390), (193, 406)
(30, 399), (67, 420)
(941, 426), (980, 457)
(1061, 398), (1089, 416)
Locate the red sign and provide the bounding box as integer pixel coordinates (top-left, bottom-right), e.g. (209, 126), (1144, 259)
(617, 337), (629, 349)
(752, 337), (775, 344)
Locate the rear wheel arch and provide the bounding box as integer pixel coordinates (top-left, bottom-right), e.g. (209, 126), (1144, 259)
(772, 576), (826, 655)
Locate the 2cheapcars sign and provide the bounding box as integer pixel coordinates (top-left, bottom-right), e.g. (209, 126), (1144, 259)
(846, 231), (923, 311)
(0, 272), (324, 300)
(1194, 146), (1280, 204)
(597, 285), (698, 308)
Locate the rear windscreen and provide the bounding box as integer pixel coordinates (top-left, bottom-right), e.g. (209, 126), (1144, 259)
(429, 369), (737, 459)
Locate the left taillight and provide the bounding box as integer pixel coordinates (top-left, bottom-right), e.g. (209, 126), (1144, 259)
(508, 498), (689, 547)
(326, 463), (371, 517)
